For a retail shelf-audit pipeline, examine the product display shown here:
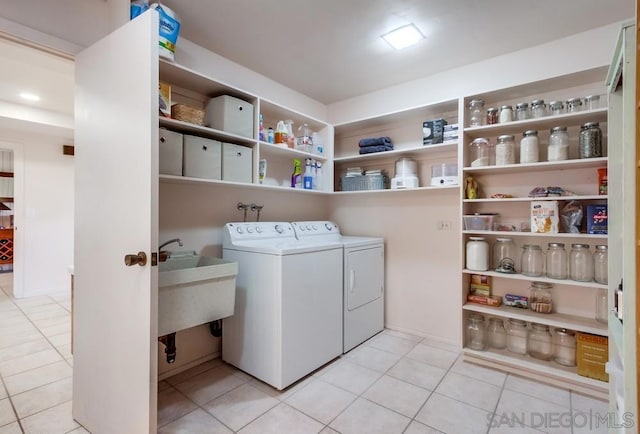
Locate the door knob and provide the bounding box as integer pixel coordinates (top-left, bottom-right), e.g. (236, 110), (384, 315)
(124, 251), (147, 266)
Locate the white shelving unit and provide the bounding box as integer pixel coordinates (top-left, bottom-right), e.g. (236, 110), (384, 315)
(462, 269), (607, 289)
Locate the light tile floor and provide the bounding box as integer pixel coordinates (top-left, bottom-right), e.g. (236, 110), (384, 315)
(0, 272), (610, 434)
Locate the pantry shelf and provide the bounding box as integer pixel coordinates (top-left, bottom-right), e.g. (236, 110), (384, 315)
(463, 303), (607, 335)
(333, 141), (457, 163)
(463, 107), (608, 139)
(259, 141), (329, 162)
(462, 269), (608, 289)
(159, 118), (256, 147)
(463, 348), (608, 399)
(159, 174), (330, 194)
(462, 157), (607, 175)
(462, 230), (608, 240)
(463, 195), (607, 203)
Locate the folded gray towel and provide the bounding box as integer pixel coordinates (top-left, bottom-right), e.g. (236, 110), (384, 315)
(359, 144), (393, 154)
(359, 137), (392, 147)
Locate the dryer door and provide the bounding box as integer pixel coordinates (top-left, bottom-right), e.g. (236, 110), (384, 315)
(346, 245), (384, 310)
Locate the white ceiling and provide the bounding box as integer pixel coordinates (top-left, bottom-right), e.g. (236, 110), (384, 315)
(0, 0), (634, 116)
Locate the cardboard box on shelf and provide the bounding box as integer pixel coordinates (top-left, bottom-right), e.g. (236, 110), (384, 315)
(470, 274), (491, 295)
(504, 294), (529, 309)
(423, 118), (446, 145)
(576, 332), (609, 382)
(586, 204), (608, 234)
(531, 201), (559, 233)
(467, 294), (502, 307)
(159, 81), (171, 118)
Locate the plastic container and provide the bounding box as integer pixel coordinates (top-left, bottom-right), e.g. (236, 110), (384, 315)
(466, 237), (489, 271)
(296, 123), (313, 153)
(431, 163), (458, 186)
(395, 157), (417, 176)
(463, 214), (497, 231)
(151, 3), (181, 61)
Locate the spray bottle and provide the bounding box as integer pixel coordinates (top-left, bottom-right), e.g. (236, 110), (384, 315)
(303, 158), (313, 190)
(291, 159), (302, 188)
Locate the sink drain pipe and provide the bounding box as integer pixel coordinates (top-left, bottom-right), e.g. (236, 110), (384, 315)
(158, 333), (177, 363)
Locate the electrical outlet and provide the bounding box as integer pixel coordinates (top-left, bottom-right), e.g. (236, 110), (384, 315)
(438, 221), (452, 230)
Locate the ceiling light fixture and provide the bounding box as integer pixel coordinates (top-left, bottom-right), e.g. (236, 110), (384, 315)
(19, 92), (40, 102)
(382, 23), (424, 50)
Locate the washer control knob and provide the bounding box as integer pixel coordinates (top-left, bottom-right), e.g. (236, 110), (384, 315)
(247, 227), (254, 233)
(325, 223), (333, 231)
(306, 225), (312, 230)
(236, 226), (244, 234)
(256, 226), (263, 233)
(312, 224), (318, 230)
(275, 224), (283, 234)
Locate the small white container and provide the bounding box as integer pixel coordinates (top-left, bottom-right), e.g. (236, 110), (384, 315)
(431, 163), (458, 186)
(206, 95), (254, 138)
(466, 237), (489, 271)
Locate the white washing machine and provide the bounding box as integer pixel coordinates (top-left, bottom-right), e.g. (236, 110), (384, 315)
(222, 222), (343, 390)
(292, 221), (385, 353)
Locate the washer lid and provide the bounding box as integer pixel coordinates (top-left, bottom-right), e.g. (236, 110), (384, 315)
(224, 239), (342, 255)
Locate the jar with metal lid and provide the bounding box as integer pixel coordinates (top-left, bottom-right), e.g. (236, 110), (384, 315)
(585, 95), (600, 110)
(466, 237), (489, 271)
(528, 323), (553, 360)
(553, 328), (576, 366)
(515, 103), (530, 121)
(466, 314), (486, 350)
(545, 242), (567, 280)
(469, 138), (491, 167)
(487, 318), (507, 349)
(566, 97), (583, 113)
(499, 105), (513, 123)
(468, 99), (485, 127)
(520, 130), (539, 164)
(530, 282), (553, 314)
(495, 135), (516, 165)
(486, 107), (499, 125)
(531, 99), (547, 118)
(570, 244), (593, 282)
(595, 288), (608, 324)
(548, 126), (569, 161)
(521, 244), (544, 277)
(579, 122), (602, 158)
(493, 238), (517, 273)
(506, 319), (528, 354)
(593, 245), (608, 284)
(549, 100), (564, 116)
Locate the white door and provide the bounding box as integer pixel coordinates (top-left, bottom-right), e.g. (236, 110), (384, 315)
(73, 11), (159, 433)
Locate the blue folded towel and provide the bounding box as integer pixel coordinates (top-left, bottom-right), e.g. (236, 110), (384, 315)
(359, 145), (393, 154)
(359, 137), (392, 147)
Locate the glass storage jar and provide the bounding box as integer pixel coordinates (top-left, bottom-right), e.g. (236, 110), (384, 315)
(585, 95), (600, 110)
(595, 288), (608, 324)
(531, 99), (547, 118)
(548, 126), (569, 161)
(545, 242), (568, 280)
(495, 135), (516, 165)
(499, 105), (513, 123)
(469, 138), (491, 167)
(553, 328), (576, 366)
(466, 314), (486, 350)
(486, 107), (499, 125)
(593, 245), (608, 284)
(566, 97), (583, 112)
(528, 323), (553, 361)
(487, 318), (507, 349)
(515, 102), (530, 121)
(520, 130), (539, 164)
(530, 282), (553, 314)
(549, 100), (564, 116)
(469, 99), (485, 127)
(506, 319), (528, 355)
(570, 244), (593, 282)
(579, 122), (603, 158)
(493, 238), (517, 273)
(466, 237), (489, 271)
(521, 244), (544, 277)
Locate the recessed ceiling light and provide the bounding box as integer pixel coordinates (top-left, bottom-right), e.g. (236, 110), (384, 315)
(382, 24), (424, 50)
(19, 92), (40, 102)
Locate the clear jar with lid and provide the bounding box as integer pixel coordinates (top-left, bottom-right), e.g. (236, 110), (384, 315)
(579, 122), (603, 158)
(593, 245), (608, 284)
(528, 323), (553, 360)
(521, 244), (544, 277)
(531, 99), (547, 118)
(466, 237), (489, 271)
(469, 138), (491, 167)
(468, 99), (485, 127)
(548, 126), (569, 161)
(486, 107), (499, 125)
(506, 319), (528, 354)
(585, 95), (600, 110)
(530, 282), (553, 314)
(495, 135), (516, 165)
(520, 130), (539, 164)
(466, 314), (486, 350)
(546, 242), (568, 280)
(487, 318), (507, 349)
(493, 238), (517, 273)
(499, 105), (513, 123)
(595, 288), (608, 324)
(549, 100), (564, 116)
(553, 328), (576, 366)
(566, 97), (583, 113)
(515, 103), (530, 121)
(570, 244), (593, 282)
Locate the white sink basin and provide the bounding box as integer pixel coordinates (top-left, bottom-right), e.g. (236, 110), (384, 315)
(158, 252), (238, 337)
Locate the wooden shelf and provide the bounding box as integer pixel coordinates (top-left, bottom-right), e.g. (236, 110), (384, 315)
(334, 141), (457, 163)
(159, 174), (330, 194)
(462, 269), (608, 289)
(159, 117), (255, 146)
(463, 303), (607, 335)
(462, 157), (607, 175)
(462, 230), (608, 240)
(464, 195), (607, 203)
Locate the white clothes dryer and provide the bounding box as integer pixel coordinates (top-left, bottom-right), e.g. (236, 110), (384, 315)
(292, 221), (384, 353)
(222, 222), (343, 390)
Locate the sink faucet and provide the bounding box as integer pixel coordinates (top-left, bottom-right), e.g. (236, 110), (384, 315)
(159, 238), (183, 254)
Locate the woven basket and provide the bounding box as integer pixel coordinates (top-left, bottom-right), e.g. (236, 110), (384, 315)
(171, 104), (205, 126)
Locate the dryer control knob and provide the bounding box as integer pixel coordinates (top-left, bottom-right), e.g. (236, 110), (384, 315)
(275, 224), (283, 234)
(325, 223), (333, 231)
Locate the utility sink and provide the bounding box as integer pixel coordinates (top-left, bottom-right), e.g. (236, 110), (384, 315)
(158, 251), (238, 337)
